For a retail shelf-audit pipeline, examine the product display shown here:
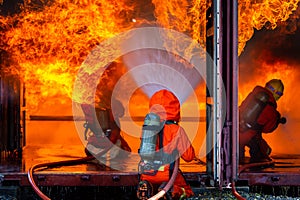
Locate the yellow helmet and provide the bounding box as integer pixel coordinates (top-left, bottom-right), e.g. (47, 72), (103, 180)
(265, 79), (284, 101)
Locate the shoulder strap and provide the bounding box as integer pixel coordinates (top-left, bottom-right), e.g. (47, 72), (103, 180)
(158, 120), (178, 148)
(158, 126), (164, 149)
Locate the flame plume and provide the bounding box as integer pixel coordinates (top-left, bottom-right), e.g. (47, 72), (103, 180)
(238, 0), (299, 55)
(0, 0), (134, 111)
(152, 0), (207, 46)
(0, 0), (299, 112)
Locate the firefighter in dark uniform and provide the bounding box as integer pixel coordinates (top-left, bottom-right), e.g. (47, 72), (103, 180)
(81, 61), (131, 159)
(81, 98), (131, 159)
(239, 79), (286, 163)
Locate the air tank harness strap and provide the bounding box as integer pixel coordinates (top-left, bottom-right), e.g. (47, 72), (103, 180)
(164, 119), (178, 178)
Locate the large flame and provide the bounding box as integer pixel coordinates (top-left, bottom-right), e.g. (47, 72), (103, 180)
(152, 0), (207, 47)
(238, 0), (299, 55)
(0, 0), (134, 112)
(0, 0), (298, 112)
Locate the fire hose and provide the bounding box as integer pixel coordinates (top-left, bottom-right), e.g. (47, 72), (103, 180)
(148, 158), (179, 200)
(27, 148), (111, 200)
(231, 181), (246, 200)
(29, 153), (178, 200)
(145, 156), (246, 200)
(148, 157), (207, 200)
(230, 160), (275, 200)
(238, 160), (274, 174)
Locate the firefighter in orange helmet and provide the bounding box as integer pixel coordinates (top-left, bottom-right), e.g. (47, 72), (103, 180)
(137, 89), (195, 199)
(239, 79), (286, 163)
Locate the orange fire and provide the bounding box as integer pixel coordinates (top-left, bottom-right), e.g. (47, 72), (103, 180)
(1, 0), (135, 112)
(0, 0), (298, 113)
(238, 61), (293, 104)
(152, 0), (207, 47)
(238, 0), (299, 55)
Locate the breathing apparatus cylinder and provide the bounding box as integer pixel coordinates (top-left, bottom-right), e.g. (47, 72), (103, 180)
(240, 91), (269, 130)
(95, 108), (112, 137)
(139, 113), (162, 161)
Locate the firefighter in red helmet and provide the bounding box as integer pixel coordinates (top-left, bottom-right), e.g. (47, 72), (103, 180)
(137, 89), (195, 199)
(239, 79), (286, 163)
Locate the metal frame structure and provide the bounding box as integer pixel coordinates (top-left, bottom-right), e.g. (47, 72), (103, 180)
(2, 1), (300, 199)
(0, 72), (25, 160)
(218, 0), (239, 187)
(206, 0), (239, 188)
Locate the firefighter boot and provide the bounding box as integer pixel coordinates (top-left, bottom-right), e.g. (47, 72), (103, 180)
(248, 137), (272, 163)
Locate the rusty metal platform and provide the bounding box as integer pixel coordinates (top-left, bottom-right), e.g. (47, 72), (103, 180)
(238, 154), (300, 186)
(2, 145), (300, 188)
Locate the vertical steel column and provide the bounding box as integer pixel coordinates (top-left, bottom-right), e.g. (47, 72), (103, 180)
(0, 75), (2, 160)
(206, 0), (215, 184)
(231, 0), (239, 183)
(21, 83), (26, 147)
(206, 0), (224, 185)
(206, 0), (238, 187)
(219, 0), (239, 186)
(0, 53), (23, 160)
